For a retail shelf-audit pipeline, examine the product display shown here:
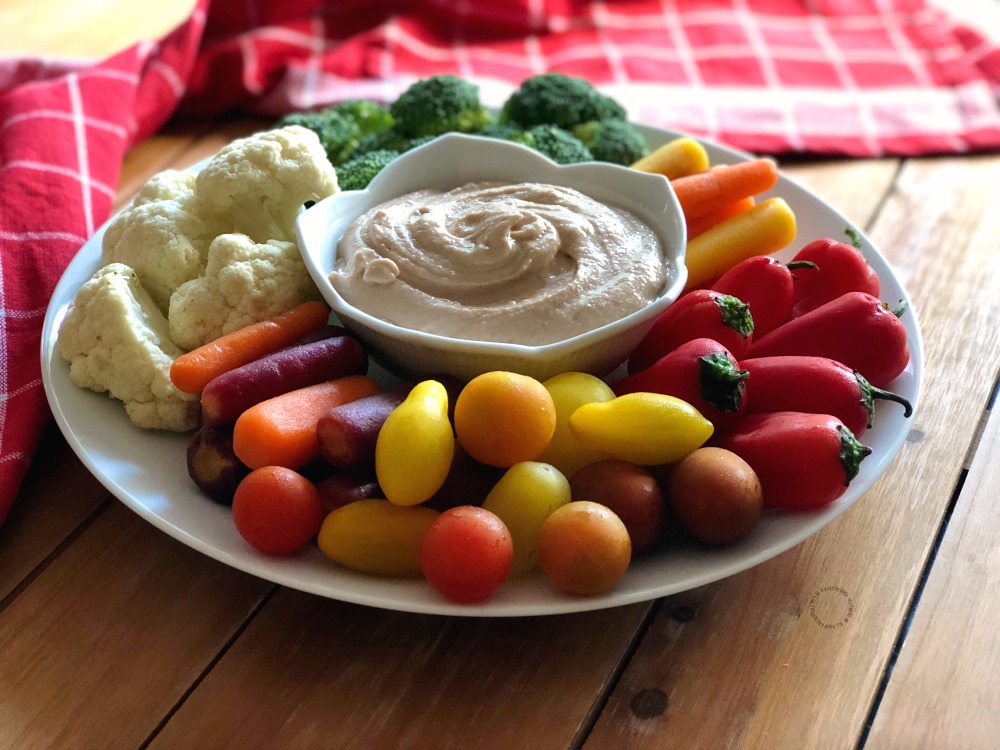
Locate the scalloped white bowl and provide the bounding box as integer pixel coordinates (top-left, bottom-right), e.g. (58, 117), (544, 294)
(296, 133), (687, 381)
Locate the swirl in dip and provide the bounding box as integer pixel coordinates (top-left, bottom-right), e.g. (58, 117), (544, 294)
(329, 181), (669, 346)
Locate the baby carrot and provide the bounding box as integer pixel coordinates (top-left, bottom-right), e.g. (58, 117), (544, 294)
(233, 375), (381, 470)
(671, 159), (779, 222)
(631, 137), (710, 180)
(170, 300), (331, 394)
(686, 196), (756, 240)
(684, 197), (797, 290)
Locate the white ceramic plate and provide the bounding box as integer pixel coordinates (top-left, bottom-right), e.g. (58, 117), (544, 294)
(40, 126), (923, 617)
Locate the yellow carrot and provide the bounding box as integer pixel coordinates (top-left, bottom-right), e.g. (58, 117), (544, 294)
(631, 136), (710, 180)
(684, 197), (797, 290)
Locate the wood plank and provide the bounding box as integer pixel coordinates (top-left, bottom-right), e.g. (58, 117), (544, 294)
(0, 501), (272, 749)
(779, 158), (898, 228)
(149, 588), (650, 749)
(0, 0), (197, 58)
(0, 427), (109, 602)
(867, 402), (1000, 747)
(584, 153), (1000, 749)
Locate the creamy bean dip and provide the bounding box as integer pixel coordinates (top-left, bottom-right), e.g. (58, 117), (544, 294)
(330, 181), (669, 345)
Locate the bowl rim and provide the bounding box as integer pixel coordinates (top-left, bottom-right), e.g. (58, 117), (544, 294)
(295, 132), (688, 359)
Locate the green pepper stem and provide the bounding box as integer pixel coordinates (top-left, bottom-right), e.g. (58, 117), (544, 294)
(785, 260), (818, 271)
(838, 425), (873, 486)
(870, 385), (913, 417)
(698, 353), (749, 413)
(786, 260), (818, 280)
(844, 227), (863, 250)
(854, 370), (913, 427)
(715, 294), (754, 338)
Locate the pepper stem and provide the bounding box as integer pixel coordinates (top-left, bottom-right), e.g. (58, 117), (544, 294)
(785, 260), (818, 271)
(715, 294), (754, 338)
(854, 371), (914, 428)
(698, 353), (750, 413)
(786, 260), (818, 280)
(844, 227), (863, 250)
(838, 425), (873, 486)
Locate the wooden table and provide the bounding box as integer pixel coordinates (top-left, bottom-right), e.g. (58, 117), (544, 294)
(3, 5), (1000, 749)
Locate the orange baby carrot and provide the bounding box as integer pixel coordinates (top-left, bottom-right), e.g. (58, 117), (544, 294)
(671, 159), (779, 222)
(170, 301), (331, 394)
(686, 196), (756, 240)
(233, 375), (381, 470)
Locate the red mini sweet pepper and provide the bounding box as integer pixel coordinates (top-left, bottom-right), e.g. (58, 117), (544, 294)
(712, 411), (872, 510)
(628, 289), (754, 374)
(740, 355), (913, 435)
(613, 338), (749, 427)
(746, 291), (910, 388)
(711, 255), (817, 338)
(790, 228), (881, 317)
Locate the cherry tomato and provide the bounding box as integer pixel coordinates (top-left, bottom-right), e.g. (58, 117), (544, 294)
(420, 506), (514, 603)
(569, 460), (665, 554)
(537, 501), (632, 596)
(482, 461), (571, 576)
(232, 466), (324, 556)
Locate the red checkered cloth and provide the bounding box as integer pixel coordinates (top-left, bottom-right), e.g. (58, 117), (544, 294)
(1, 0), (998, 524)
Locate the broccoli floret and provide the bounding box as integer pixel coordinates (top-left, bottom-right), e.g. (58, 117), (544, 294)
(327, 99), (395, 138)
(276, 110), (362, 166)
(501, 73), (626, 129)
(477, 123), (535, 147)
(352, 129), (410, 155)
(336, 149), (399, 191)
(390, 75), (493, 137)
(405, 134), (440, 151)
(572, 120), (648, 165)
(524, 125), (592, 164)
(278, 100), (394, 166)
(352, 130), (440, 157)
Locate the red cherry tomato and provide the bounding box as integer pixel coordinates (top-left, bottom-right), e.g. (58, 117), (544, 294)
(232, 466), (324, 556)
(420, 506), (514, 603)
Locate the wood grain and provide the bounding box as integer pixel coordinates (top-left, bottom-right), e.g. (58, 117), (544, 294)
(585, 154), (1000, 749)
(0, 0), (197, 58)
(150, 589), (651, 749)
(0, 427), (109, 602)
(866, 404), (1000, 746)
(0, 501), (272, 749)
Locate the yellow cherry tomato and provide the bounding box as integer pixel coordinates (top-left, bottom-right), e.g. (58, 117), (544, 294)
(376, 380), (454, 505)
(318, 499), (440, 576)
(537, 372), (616, 477)
(568, 392), (713, 465)
(482, 461), (571, 576)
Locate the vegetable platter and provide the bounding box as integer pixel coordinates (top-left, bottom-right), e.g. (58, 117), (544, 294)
(40, 125), (922, 617)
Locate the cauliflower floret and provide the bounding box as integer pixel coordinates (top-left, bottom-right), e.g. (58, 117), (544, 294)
(132, 169), (200, 207)
(101, 170), (218, 314)
(195, 125), (339, 244)
(168, 233), (322, 351)
(58, 263), (200, 432)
